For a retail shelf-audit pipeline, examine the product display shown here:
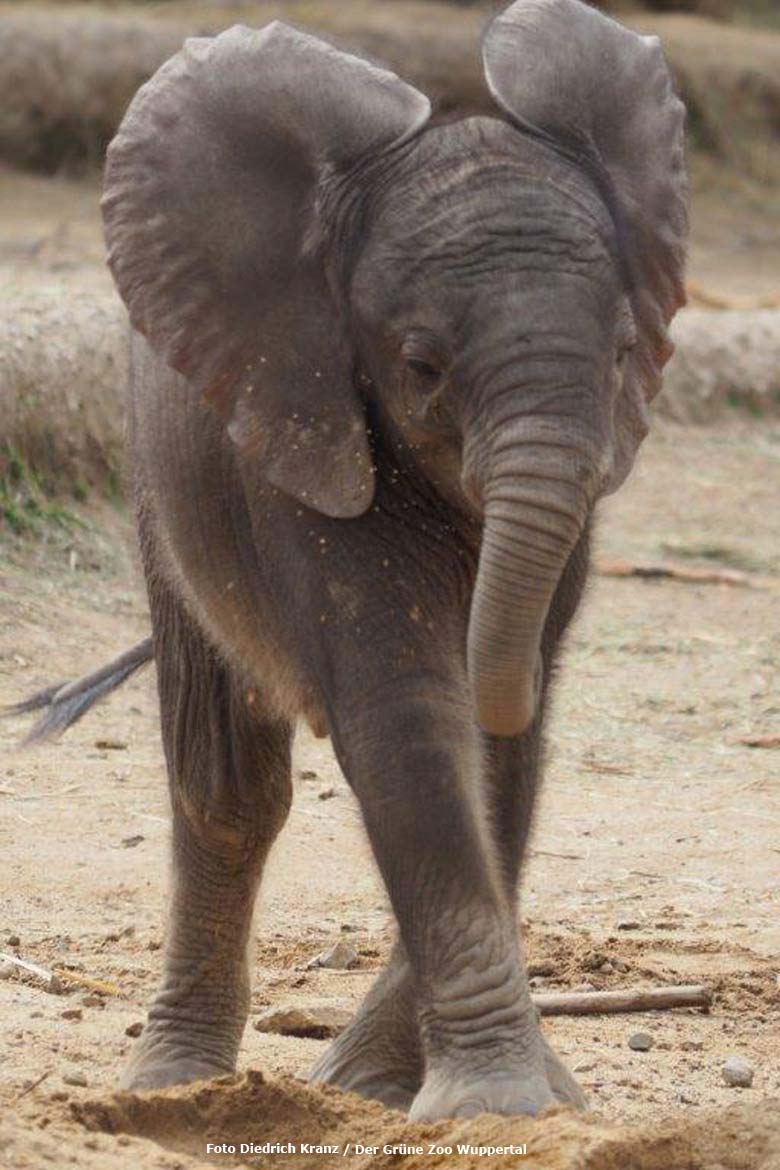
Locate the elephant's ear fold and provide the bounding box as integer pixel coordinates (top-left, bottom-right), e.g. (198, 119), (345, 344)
(102, 23), (430, 518)
(483, 0), (688, 492)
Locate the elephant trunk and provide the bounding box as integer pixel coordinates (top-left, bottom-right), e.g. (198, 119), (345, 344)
(467, 446), (595, 737)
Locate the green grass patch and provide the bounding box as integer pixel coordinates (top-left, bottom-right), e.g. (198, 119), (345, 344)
(0, 444), (86, 537)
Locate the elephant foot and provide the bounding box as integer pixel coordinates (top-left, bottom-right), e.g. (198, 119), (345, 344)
(540, 1034), (587, 1109)
(308, 992), (421, 1111)
(120, 1029), (236, 1092)
(409, 1064), (555, 1123)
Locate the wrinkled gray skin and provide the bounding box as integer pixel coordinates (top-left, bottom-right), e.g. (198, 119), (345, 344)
(100, 0), (687, 1122)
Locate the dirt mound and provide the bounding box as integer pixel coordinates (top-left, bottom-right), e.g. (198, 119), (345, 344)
(63, 1071), (780, 1169)
(1, 3), (779, 181)
(0, 287), (126, 499)
(659, 308), (780, 422)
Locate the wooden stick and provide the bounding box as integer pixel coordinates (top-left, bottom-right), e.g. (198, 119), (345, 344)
(686, 281), (780, 311)
(596, 559), (778, 591)
(737, 734), (780, 749)
(532, 983), (711, 1017)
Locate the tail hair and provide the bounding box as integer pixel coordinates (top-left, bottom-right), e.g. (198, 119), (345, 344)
(3, 637), (154, 745)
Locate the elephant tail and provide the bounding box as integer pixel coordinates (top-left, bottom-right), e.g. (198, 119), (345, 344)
(3, 637), (153, 745)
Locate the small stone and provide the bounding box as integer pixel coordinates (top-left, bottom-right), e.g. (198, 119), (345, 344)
(677, 1087), (698, 1105)
(297, 769), (318, 781)
(600, 961), (615, 975)
(63, 1071), (88, 1087)
(94, 739), (127, 750)
(628, 1032), (654, 1051)
(81, 994), (104, 1008)
(0, 959), (17, 980)
(582, 950), (610, 972)
(680, 1039), (704, 1052)
(61, 1008), (82, 1021)
(528, 959), (556, 978)
(253, 1002), (351, 1039)
(125, 1021), (144, 1038)
(7, 934), (20, 948)
(307, 940), (358, 970)
(616, 920), (640, 931)
(722, 1056), (754, 1088)
(317, 787), (336, 801)
(121, 835), (145, 849)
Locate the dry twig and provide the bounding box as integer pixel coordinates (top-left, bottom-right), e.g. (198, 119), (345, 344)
(686, 281), (780, 310)
(532, 983), (711, 1017)
(597, 560), (777, 591)
(737, 734), (780, 749)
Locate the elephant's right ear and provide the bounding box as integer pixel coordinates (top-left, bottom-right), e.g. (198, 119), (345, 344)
(483, 0), (688, 494)
(102, 23), (430, 518)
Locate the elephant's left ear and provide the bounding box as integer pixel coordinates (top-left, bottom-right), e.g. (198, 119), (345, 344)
(483, 0), (688, 492)
(102, 23), (430, 518)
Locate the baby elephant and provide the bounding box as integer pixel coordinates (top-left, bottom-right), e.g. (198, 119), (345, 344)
(79, 0), (690, 1121)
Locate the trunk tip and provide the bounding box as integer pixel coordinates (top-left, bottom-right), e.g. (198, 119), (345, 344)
(474, 682), (536, 738)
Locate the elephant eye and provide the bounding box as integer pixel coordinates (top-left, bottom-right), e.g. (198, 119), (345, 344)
(406, 357), (442, 381)
(401, 331), (449, 388)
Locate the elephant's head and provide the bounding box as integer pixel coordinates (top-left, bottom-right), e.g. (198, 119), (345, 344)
(102, 0), (687, 736)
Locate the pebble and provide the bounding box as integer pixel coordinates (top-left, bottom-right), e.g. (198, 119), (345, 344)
(582, 950), (610, 971)
(61, 1008), (82, 1021)
(253, 1002), (351, 1039)
(528, 959), (556, 978)
(677, 1087), (698, 1105)
(721, 1056), (754, 1088)
(63, 1071), (88, 1087)
(628, 1032), (654, 1051)
(7, 934), (20, 948)
(317, 787), (336, 801)
(616, 920), (640, 931)
(307, 940), (358, 970)
(81, 994), (105, 1008)
(125, 1021), (144, 1038)
(0, 959), (17, 980)
(121, 835), (145, 849)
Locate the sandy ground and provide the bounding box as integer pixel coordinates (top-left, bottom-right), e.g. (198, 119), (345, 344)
(1, 417), (780, 1167)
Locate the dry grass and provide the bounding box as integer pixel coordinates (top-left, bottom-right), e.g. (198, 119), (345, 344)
(0, 2), (778, 179)
(0, 288), (127, 505)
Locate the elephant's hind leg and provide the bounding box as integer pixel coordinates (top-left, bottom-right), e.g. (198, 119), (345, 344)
(308, 940), (421, 1109)
(122, 583), (292, 1091)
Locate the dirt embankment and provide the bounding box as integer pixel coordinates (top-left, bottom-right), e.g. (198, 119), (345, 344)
(0, 2), (778, 181)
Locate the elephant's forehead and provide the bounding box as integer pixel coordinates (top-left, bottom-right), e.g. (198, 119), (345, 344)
(365, 117), (615, 267)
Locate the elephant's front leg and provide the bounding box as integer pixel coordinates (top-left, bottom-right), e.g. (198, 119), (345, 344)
(329, 672), (553, 1122)
(310, 729), (583, 1112)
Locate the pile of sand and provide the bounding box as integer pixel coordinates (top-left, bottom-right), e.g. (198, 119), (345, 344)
(4, 1069), (777, 1170)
